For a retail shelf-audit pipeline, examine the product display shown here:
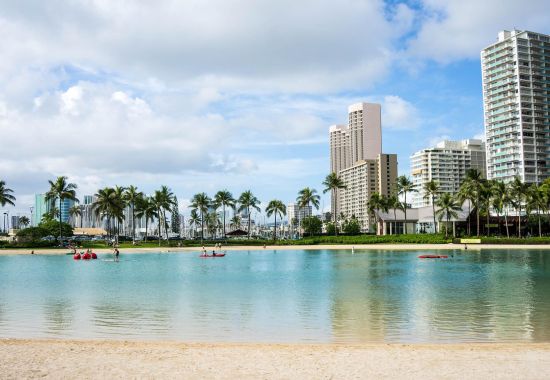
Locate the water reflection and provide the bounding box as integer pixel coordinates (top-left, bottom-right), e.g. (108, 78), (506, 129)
(1, 250), (550, 343)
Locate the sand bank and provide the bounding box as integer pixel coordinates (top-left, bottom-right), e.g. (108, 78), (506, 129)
(2, 243), (550, 255)
(0, 339), (549, 379)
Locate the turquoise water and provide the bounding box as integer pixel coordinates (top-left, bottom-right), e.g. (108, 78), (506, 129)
(1, 249), (550, 343)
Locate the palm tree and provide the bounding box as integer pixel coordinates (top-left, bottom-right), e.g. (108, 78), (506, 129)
(510, 177), (527, 238)
(297, 187), (321, 211)
(68, 205), (82, 227)
(386, 194), (400, 235)
(265, 200), (286, 241)
(188, 209), (201, 239)
(526, 184), (546, 237)
(124, 185), (144, 240)
(153, 186), (175, 245)
(322, 173), (346, 236)
(92, 187), (125, 239)
(237, 190), (261, 239)
(190, 193), (211, 243)
(205, 212), (220, 238)
(214, 190), (235, 237)
(230, 214), (241, 230)
(423, 180), (440, 234)
(457, 181), (475, 236)
(18, 216), (30, 228)
(367, 193), (383, 234)
(396, 176), (417, 234)
(135, 196), (158, 242)
(435, 193), (462, 238)
(0, 180), (16, 207)
(491, 181), (509, 237)
(464, 169), (484, 236)
(112, 185), (127, 240)
(45, 176), (78, 242)
(480, 181), (494, 237)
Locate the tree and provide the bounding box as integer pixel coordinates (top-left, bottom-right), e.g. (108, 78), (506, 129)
(510, 177), (527, 238)
(297, 187), (320, 211)
(190, 193), (211, 243)
(457, 180), (475, 236)
(491, 181), (510, 237)
(265, 200), (286, 241)
(68, 205), (81, 227)
(135, 196), (158, 242)
(423, 180), (440, 233)
(464, 169), (484, 236)
(45, 176), (78, 243)
(480, 181), (493, 237)
(124, 185), (143, 240)
(92, 187), (125, 239)
(301, 216), (322, 236)
(435, 193), (461, 238)
(342, 216), (361, 235)
(386, 194), (400, 235)
(322, 173), (346, 236)
(214, 190), (235, 237)
(171, 196), (181, 235)
(18, 216), (30, 228)
(205, 212), (220, 238)
(526, 184), (546, 237)
(188, 209), (201, 239)
(39, 219), (74, 239)
(396, 176), (417, 234)
(237, 190), (261, 239)
(0, 180), (16, 207)
(230, 214), (241, 230)
(367, 193), (383, 234)
(153, 186), (175, 245)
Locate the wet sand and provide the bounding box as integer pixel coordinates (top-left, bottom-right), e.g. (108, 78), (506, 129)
(0, 339), (549, 379)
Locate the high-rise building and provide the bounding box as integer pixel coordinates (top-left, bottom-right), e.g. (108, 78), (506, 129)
(286, 203), (312, 225)
(329, 102), (397, 231)
(348, 103), (382, 162)
(33, 194), (51, 225)
(339, 154), (398, 229)
(482, 30), (550, 183)
(11, 216), (20, 230)
(410, 139), (486, 208)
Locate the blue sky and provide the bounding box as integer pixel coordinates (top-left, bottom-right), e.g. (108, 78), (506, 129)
(0, 0), (548, 218)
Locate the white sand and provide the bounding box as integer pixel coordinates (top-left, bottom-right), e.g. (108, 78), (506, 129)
(0, 339), (549, 379)
(2, 243), (550, 255)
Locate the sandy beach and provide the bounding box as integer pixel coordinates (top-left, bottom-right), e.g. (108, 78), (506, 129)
(0, 339), (548, 379)
(2, 243), (550, 255)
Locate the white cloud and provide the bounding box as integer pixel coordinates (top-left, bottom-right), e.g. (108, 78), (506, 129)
(381, 95), (420, 130)
(407, 0), (549, 62)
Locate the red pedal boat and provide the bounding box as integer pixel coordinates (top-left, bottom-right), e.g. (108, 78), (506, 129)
(418, 254), (448, 259)
(200, 253), (226, 258)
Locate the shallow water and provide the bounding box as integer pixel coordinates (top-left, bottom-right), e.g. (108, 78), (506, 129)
(1, 249), (550, 343)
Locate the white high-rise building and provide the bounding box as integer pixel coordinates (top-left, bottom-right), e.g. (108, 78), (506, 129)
(482, 30), (550, 183)
(410, 139), (486, 208)
(286, 203), (312, 225)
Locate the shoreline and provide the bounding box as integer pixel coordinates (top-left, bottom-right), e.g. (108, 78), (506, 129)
(2, 243), (550, 255)
(1, 339), (549, 379)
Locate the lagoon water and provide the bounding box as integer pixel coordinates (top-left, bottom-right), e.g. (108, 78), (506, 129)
(1, 249), (550, 343)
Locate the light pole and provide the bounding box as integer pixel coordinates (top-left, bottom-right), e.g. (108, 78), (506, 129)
(3, 212), (8, 233)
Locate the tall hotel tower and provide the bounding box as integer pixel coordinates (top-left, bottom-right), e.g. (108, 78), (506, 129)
(481, 30), (550, 183)
(329, 103), (397, 231)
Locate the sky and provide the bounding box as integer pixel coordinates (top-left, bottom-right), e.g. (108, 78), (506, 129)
(1, 0), (549, 218)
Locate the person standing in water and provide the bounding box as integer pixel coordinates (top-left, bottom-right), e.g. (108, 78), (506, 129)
(114, 248), (120, 262)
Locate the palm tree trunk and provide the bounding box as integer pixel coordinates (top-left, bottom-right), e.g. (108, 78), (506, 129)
(476, 196), (480, 236)
(223, 205), (226, 237)
(334, 190), (338, 236)
(431, 195), (437, 234)
(200, 211), (204, 243)
(145, 217), (148, 242)
(273, 213), (277, 241)
(538, 211), (542, 237)
(131, 204), (135, 240)
(518, 205), (522, 238)
(504, 212), (509, 238)
(486, 208), (490, 237)
(59, 197), (63, 244)
(467, 201), (471, 236)
(248, 206), (251, 239)
(404, 192), (408, 234)
(158, 208), (161, 246)
(393, 209), (397, 235)
(445, 215), (449, 238)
